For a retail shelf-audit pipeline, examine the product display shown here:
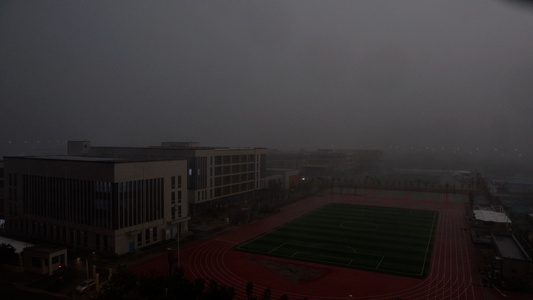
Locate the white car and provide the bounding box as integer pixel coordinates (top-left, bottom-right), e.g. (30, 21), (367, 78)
(75, 279), (95, 293)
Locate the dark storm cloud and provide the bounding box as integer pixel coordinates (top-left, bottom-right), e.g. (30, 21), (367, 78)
(1, 0), (533, 159)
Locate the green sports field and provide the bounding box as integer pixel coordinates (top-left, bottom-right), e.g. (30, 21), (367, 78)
(235, 203), (438, 278)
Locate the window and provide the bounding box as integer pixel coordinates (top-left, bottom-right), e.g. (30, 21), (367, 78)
(178, 176), (182, 188)
(145, 229), (150, 244)
(153, 227), (157, 242)
(171, 192), (176, 203)
(171, 176), (176, 189)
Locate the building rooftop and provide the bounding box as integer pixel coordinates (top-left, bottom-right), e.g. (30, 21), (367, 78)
(0, 236), (33, 253)
(473, 210), (512, 224)
(492, 233), (531, 261)
(24, 244), (66, 254)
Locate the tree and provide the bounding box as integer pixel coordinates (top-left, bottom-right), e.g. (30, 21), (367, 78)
(204, 280), (235, 300)
(93, 268), (138, 300)
(0, 243), (18, 265)
(246, 281), (254, 300)
(261, 288), (271, 300)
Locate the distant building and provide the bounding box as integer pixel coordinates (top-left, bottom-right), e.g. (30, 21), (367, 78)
(267, 149), (382, 179)
(4, 155), (187, 255)
(266, 169), (300, 190)
(505, 179), (533, 194)
(471, 209), (512, 244)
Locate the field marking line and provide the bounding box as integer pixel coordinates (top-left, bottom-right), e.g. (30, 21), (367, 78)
(292, 251), (353, 266)
(420, 211), (438, 276)
(309, 243), (357, 254)
(269, 243), (287, 254)
(339, 222), (380, 231)
(375, 255), (385, 270)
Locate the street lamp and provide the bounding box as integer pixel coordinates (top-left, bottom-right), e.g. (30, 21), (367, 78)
(84, 252), (96, 280)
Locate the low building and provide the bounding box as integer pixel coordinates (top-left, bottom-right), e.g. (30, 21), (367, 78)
(266, 168), (300, 190)
(491, 233), (531, 284)
(267, 149), (382, 179)
(473, 209), (512, 235)
(23, 244), (67, 275)
(506, 179), (533, 194)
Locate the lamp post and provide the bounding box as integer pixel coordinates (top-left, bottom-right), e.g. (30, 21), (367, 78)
(177, 226), (180, 268)
(85, 252), (95, 280)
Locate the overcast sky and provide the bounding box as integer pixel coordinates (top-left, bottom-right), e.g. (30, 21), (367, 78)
(1, 1), (533, 160)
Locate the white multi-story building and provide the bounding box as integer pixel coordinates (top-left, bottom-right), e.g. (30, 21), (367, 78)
(67, 141), (269, 214)
(3, 141), (269, 255)
(4, 155), (187, 255)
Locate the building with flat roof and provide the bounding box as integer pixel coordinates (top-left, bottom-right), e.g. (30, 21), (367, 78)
(4, 155), (188, 255)
(67, 141), (268, 214)
(491, 233), (531, 283)
(3, 141), (269, 255)
(23, 244), (67, 275)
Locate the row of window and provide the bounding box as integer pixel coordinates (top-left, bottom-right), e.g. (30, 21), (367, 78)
(7, 173), (18, 187)
(117, 178), (164, 229)
(213, 155), (258, 165)
(22, 176), (113, 228)
(213, 164), (256, 176)
(20, 176), (166, 229)
(170, 190), (182, 204)
(16, 221), (112, 252)
(170, 176), (182, 189)
(171, 205), (183, 220)
(137, 227), (158, 246)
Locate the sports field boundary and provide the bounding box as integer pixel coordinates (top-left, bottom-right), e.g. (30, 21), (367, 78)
(235, 203), (438, 278)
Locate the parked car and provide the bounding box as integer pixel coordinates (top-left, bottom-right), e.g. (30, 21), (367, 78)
(75, 279), (95, 293)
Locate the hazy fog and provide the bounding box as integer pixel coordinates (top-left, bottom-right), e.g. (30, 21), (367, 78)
(1, 1), (533, 164)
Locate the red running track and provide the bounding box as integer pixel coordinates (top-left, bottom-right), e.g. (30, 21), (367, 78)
(132, 191), (484, 300)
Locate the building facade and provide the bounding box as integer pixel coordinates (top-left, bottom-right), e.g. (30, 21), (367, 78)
(4, 156), (188, 255)
(67, 141), (268, 213)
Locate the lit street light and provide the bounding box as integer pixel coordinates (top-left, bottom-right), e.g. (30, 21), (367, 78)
(82, 252), (96, 280)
